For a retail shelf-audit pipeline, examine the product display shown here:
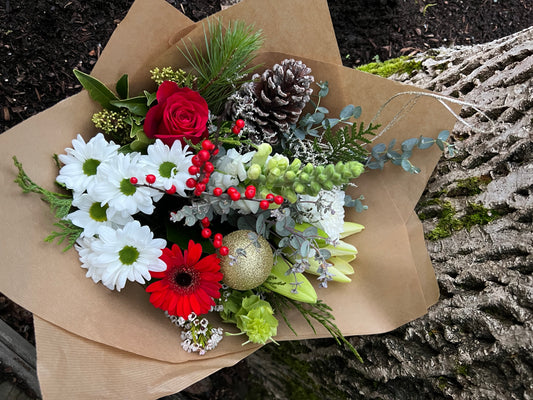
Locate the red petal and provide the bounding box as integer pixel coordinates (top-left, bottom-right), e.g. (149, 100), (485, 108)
(143, 104), (164, 138)
(186, 241), (203, 266)
(156, 81), (179, 104)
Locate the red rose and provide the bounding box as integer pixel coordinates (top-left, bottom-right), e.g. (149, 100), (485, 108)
(144, 81), (209, 146)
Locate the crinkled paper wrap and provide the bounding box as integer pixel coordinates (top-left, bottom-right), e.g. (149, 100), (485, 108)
(0, 0), (460, 398)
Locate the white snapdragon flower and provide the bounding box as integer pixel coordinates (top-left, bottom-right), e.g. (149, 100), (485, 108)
(298, 188), (346, 242)
(209, 148), (255, 190)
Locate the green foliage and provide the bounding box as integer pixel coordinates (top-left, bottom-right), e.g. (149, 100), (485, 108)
(267, 293), (363, 362)
(74, 69), (158, 152)
(73, 69), (120, 111)
(367, 130), (455, 174)
(356, 56), (423, 78)
(13, 156), (72, 219)
(13, 157), (82, 250)
(317, 122), (377, 164)
(180, 18), (263, 115)
(45, 220), (83, 252)
(288, 81), (376, 165)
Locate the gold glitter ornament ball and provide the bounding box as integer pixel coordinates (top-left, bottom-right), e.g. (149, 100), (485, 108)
(220, 230), (274, 290)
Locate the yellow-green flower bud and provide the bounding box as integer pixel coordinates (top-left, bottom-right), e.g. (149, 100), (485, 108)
(281, 188), (298, 203)
(299, 172), (310, 183)
(284, 171), (296, 182)
(331, 172), (342, 183)
(340, 222), (365, 238)
(289, 158), (302, 172)
(309, 182), (321, 195)
(303, 163), (314, 174)
(317, 174), (328, 184)
(325, 164), (335, 177)
(252, 143), (272, 166)
(293, 182), (305, 194)
(349, 161), (365, 177)
(322, 180), (333, 190)
(247, 164), (262, 180)
(269, 167), (281, 177)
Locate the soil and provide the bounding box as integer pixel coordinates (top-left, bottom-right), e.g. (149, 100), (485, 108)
(0, 0), (531, 398)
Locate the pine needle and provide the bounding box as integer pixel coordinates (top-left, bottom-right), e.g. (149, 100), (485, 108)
(180, 18), (263, 115)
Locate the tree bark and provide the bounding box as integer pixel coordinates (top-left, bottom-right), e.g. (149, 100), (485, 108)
(173, 26), (533, 400)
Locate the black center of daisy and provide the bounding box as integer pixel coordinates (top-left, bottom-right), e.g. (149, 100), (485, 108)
(175, 272), (193, 287)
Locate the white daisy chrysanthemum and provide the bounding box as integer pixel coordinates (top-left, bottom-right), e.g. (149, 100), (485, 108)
(89, 152), (163, 218)
(67, 193), (133, 238)
(298, 188), (346, 243)
(75, 236), (101, 284)
(141, 139), (193, 196)
(56, 133), (119, 195)
(79, 220), (167, 291)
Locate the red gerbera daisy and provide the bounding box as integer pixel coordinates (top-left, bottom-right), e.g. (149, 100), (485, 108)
(146, 240), (223, 318)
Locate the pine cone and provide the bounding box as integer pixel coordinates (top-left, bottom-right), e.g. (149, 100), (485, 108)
(226, 59), (314, 146)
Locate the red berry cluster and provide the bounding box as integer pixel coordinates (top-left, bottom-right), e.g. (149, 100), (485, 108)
(211, 184), (284, 210)
(199, 217), (228, 256)
(186, 140), (218, 196)
(231, 119), (245, 135)
(259, 193), (284, 210)
(129, 174), (177, 195)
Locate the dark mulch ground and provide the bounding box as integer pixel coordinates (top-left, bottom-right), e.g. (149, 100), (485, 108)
(0, 0), (531, 397)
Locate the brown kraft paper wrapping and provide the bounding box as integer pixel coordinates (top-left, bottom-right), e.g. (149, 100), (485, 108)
(0, 0), (460, 397)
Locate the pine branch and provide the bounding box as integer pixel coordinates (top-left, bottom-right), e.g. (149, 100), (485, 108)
(180, 18), (263, 115)
(13, 156), (72, 219)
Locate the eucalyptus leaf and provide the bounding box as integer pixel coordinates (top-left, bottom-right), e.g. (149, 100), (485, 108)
(318, 81), (329, 97)
(311, 112), (325, 124)
(300, 241), (310, 258)
(316, 106), (329, 113)
(352, 105), (362, 119)
(436, 138), (445, 151)
(401, 158), (412, 172)
(387, 150), (401, 160)
(401, 137), (418, 152)
(418, 136), (434, 150)
(340, 104), (356, 120)
(438, 130), (450, 141)
(324, 118), (339, 128)
(371, 143), (386, 158)
(73, 69), (119, 110)
(293, 127), (307, 140)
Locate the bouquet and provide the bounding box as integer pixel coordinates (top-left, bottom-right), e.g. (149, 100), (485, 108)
(0, 0), (460, 397)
